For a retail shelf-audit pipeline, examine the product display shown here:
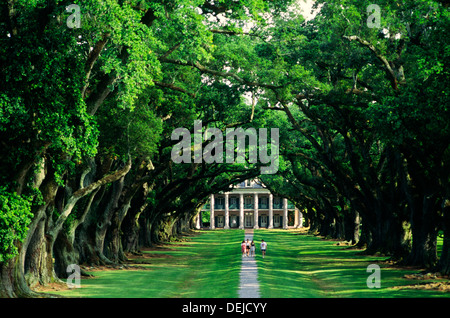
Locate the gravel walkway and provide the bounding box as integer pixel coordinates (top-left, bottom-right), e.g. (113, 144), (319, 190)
(238, 230), (261, 298)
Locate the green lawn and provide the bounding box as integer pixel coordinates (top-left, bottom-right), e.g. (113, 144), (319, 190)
(253, 229), (449, 298)
(49, 229), (449, 298)
(50, 230), (243, 298)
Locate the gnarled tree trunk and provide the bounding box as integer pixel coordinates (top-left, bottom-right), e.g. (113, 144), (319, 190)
(438, 199), (450, 275)
(404, 193), (439, 268)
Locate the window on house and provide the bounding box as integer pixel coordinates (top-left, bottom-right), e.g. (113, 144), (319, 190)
(259, 197), (268, 209)
(215, 197), (224, 209)
(273, 197), (282, 208)
(244, 196), (253, 208)
(229, 197), (238, 209)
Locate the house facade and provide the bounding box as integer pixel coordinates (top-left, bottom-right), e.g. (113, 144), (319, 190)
(197, 179), (302, 229)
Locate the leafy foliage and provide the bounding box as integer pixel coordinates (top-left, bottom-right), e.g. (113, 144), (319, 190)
(0, 188), (33, 263)
(1, 0), (450, 290)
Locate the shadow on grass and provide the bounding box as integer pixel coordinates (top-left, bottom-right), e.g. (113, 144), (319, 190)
(45, 229), (448, 298)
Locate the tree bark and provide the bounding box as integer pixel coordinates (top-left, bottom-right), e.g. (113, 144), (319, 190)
(0, 203), (50, 297)
(27, 180), (57, 289)
(363, 199), (410, 260)
(344, 208), (360, 245)
(438, 199), (450, 275)
(24, 212), (57, 287)
(404, 193), (439, 268)
(94, 176), (125, 264)
(5, 156), (132, 296)
(121, 185), (151, 254)
(0, 257), (36, 298)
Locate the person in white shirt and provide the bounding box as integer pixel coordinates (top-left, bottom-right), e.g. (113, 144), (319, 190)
(260, 239), (267, 259)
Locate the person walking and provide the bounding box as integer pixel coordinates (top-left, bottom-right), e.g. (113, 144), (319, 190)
(260, 239), (267, 259)
(241, 240), (247, 257)
(246, 239), (251, 257)
(250, 240), (255, 257)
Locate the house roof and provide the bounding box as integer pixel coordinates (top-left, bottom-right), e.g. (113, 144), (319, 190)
(220, 179), (271, 194)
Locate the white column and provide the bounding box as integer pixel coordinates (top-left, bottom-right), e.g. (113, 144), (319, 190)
(294, 207), (299, 228)
(253, 192), (259, 229)
(239, 193), (244, 229)
(283, 198), (288, 229)
(299, 210), (303, 228)
(210, 194), (215, 229)
(268, 193), (273, 229)
(224, 193), (230, 229)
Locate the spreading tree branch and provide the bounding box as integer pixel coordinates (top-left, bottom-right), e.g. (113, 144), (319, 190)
(153, 81), (196, 97)
(48, 157), (132, 239)
(159, 57), (283, 90)
(82, 34), (110, 99)
(343, 35), (399, 90)
(209, 29), (261, 38)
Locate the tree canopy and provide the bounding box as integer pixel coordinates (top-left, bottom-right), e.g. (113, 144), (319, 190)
(0, 0), (449, 297)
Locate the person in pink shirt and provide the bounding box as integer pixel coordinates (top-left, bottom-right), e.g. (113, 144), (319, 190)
(241, 240), (247, 257)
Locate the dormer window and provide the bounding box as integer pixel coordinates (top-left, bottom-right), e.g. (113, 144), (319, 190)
(246, 180), (252, 187)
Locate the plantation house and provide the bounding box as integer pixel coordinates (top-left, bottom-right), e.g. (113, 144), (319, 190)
(197, 179), (302, 229)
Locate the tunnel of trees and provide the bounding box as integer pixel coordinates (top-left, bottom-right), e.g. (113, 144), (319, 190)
(0, 0), (449, 297)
